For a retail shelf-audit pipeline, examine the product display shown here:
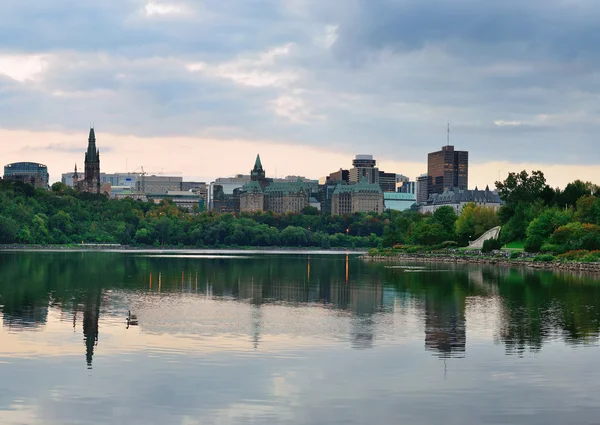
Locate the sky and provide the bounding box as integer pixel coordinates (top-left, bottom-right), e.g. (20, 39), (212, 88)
(1, 0), (599, 187)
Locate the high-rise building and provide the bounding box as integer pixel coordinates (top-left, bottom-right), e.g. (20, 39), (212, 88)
(3, 162), (49, 189)
(416, 173), (429, 204)
(327, 169), (349, 184)
(349, 154), (379, 185)
(378, 171), (396, 192)
(78, 128), (101, 194)
(427, 145), (468, 195)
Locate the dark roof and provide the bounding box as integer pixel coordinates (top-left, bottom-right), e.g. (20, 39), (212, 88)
(426, 187), (502, 205)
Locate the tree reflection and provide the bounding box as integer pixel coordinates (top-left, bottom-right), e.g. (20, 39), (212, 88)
(1, 252), (600, 365)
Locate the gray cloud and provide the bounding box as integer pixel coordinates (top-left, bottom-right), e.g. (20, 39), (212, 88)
(1, 0), (599, 166)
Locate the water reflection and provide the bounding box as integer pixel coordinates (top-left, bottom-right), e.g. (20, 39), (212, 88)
(0, 252), (599, 367)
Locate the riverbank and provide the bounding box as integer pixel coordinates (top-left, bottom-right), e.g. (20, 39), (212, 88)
(361, 252), (600, 274)
(0, 244), (366, 253)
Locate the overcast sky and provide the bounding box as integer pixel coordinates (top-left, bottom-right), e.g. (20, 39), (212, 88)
(1, 0), (599, 186)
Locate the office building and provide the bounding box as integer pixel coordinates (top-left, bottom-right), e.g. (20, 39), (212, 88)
(331, 178), (384, 216)
(3, 162), (49, 189)
(327, 169), (349, 184)
(378, 171), (396, 192)
(399, 181), (416, 195)
(349, 154), (379, 185)
(416, 174), (429, 204)
(147, 191), (201, 211)
(209, 175), (251, 212)
(140, 175), (182, 194)
(427, 145), (468, 195)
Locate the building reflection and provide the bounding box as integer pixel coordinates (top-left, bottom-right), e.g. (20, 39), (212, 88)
(3, 253), (600, 363)
(424, 295), (466, 358)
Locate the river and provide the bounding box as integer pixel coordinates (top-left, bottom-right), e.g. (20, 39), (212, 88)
(0, 251), (599, 425)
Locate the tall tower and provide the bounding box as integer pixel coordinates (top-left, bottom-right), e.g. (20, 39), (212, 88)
(250, 154), (266, 182)
(73, 163), (79, 186)
(83, 128), (101, 193)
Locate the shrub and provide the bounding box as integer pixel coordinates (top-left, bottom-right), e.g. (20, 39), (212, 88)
(524, 235), (544, 252)
(533, 254), (556, 262)
(481, 238), (502, 253)
(406, 245), (426, 254)
(558, 250), (589, 261)
(368, 248), (379, 257)
(581, 252), (600, 263)
(510, 251), (521, 260)
(540, 243), (566, 254)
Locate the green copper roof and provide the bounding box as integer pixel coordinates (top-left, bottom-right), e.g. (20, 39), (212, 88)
(333, 179), (382, 195)
(241, 180), (263, 193)
(263, 181), (309, 196)
(254, 154), (263, 170)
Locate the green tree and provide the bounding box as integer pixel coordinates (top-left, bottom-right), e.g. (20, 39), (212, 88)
(0, 215), (19, 243)
(432, 206), (457, 241)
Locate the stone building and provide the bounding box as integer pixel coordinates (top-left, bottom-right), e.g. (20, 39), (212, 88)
(331, 178), (384, 216)
(238, 155), (310, 214)
(418, 186), (502, 214)
(78, 128), (102, 194)
(264, 181), (310, 214)
(239, 180), (265, 212)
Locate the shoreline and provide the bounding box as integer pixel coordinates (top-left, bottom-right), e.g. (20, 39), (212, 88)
(361, 253), (600, 274)
(0, 244), (367, 254)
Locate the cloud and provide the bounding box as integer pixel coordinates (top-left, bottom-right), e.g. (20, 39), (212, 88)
(0, 0), (599, 181)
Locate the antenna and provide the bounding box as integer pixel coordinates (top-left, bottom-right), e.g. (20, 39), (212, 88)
(447, 122), (450, 146)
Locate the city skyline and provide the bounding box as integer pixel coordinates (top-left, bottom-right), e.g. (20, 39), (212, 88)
(2, 126), (598, 189)
(2, 1), (600, 187)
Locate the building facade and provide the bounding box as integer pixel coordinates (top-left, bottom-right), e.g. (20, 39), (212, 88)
(3, 162), (49, 189)
(418, 186), (502, 214)
(416, 173), (429, 204)
(349, 155), (379, 185)
(378, 171), (397, 192)
(384, 192), (417, 211)
(427, 145), (468, 195)
(331, 179), (384, 216)
(238, 157), (311, 214)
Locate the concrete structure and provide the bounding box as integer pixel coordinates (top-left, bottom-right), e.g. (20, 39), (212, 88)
(416, 174), (429, 204)
(140, 175), (182, 194)
(147, 191), (201, 211)
(427, 145), (468, 195)
(331, 178), (384, 216)
(78, 128), (101, 194)
(3, 162), (49, 189)
(468, 226), (501, 249)
(384, 192), (417, 211)
(418, 186), (502, 214)
(208, 174), (251, 212)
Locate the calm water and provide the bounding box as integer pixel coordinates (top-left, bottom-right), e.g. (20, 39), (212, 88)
(1, 251), (600, 425)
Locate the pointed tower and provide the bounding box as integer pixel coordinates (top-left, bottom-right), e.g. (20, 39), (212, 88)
(250, 154), (266, 182)
(83, 127), (101, 193)
(73, 163), (79, 187)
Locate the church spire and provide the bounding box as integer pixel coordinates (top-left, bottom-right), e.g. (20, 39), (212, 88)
(251, 154), (266, 182)
(86, 128), (98, 162)
(254, 154), (263, 171)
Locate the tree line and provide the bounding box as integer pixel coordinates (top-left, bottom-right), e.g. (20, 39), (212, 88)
(1, 172), (599, 254)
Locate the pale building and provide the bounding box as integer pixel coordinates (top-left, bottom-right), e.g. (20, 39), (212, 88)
(331, 178), (384, 216)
